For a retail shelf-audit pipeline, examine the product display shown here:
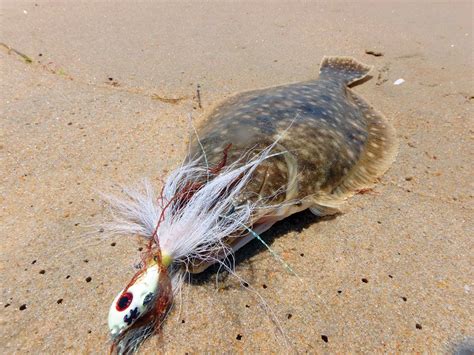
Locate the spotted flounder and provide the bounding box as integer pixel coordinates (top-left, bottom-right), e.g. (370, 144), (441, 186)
(188, 56), (398, 270)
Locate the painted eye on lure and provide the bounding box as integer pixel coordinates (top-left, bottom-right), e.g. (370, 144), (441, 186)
(116, 292), (133, 311)
(108, 264), (160, 337)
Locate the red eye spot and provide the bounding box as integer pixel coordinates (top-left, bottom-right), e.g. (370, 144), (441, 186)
(116, 292), (133, 311)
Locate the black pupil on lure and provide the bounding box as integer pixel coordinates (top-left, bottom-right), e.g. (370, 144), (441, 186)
(116, 292), (133, 311)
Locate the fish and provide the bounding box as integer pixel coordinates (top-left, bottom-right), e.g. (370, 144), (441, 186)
(105, 56), (398, 353)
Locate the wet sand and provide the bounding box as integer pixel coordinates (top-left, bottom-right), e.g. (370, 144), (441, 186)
(1, 1), (473, 353)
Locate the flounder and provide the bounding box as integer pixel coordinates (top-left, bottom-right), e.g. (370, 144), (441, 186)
(106, 56), (398, 352)
(186, 56), (398, 271)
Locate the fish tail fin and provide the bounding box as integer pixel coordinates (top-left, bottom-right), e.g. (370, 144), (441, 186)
(319, 56), (372, 85)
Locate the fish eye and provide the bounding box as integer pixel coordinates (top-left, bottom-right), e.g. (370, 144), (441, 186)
(116, 292), (133, 312)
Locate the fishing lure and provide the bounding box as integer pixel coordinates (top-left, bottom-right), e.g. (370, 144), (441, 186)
(105, 56), (398, 353)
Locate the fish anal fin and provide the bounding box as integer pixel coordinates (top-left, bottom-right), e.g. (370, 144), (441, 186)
(331, 91), (398, 200)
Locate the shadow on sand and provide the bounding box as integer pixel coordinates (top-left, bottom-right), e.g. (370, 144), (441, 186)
(189, 209), (340, 286)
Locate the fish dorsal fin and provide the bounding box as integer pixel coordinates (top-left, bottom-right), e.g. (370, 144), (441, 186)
(319, 56), (372, 85)
(330, 90), (398, 201)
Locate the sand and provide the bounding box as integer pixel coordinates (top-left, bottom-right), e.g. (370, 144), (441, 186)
(1, 1), (473, 353)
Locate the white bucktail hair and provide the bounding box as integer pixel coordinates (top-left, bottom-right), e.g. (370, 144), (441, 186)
(104, 143), (283, 271)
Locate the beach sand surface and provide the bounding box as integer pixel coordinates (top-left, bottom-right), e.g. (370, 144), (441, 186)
(1, 1), (473, 353)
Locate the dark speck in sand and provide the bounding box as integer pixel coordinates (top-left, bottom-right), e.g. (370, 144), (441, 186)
(111, 242), (116, 247)
(402, 297), (407, 302)
(321, 335), (329, 343)
(236, 334), (242, 340)
(57, 299), (63, 304)
(362, 278), (369, 283)
(416, 323), (423, 330)
(39, 270), (46, 275)
(19, 304), (27, 311)
(365, 49), (384, 57)
(85, 277), (92, 283)
(262, 284), (268, 289)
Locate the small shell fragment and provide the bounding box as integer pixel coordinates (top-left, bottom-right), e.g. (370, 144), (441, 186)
(393, 78), (405, 85)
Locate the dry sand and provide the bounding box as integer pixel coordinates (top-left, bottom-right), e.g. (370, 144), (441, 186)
(1, 1), (473, 353)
